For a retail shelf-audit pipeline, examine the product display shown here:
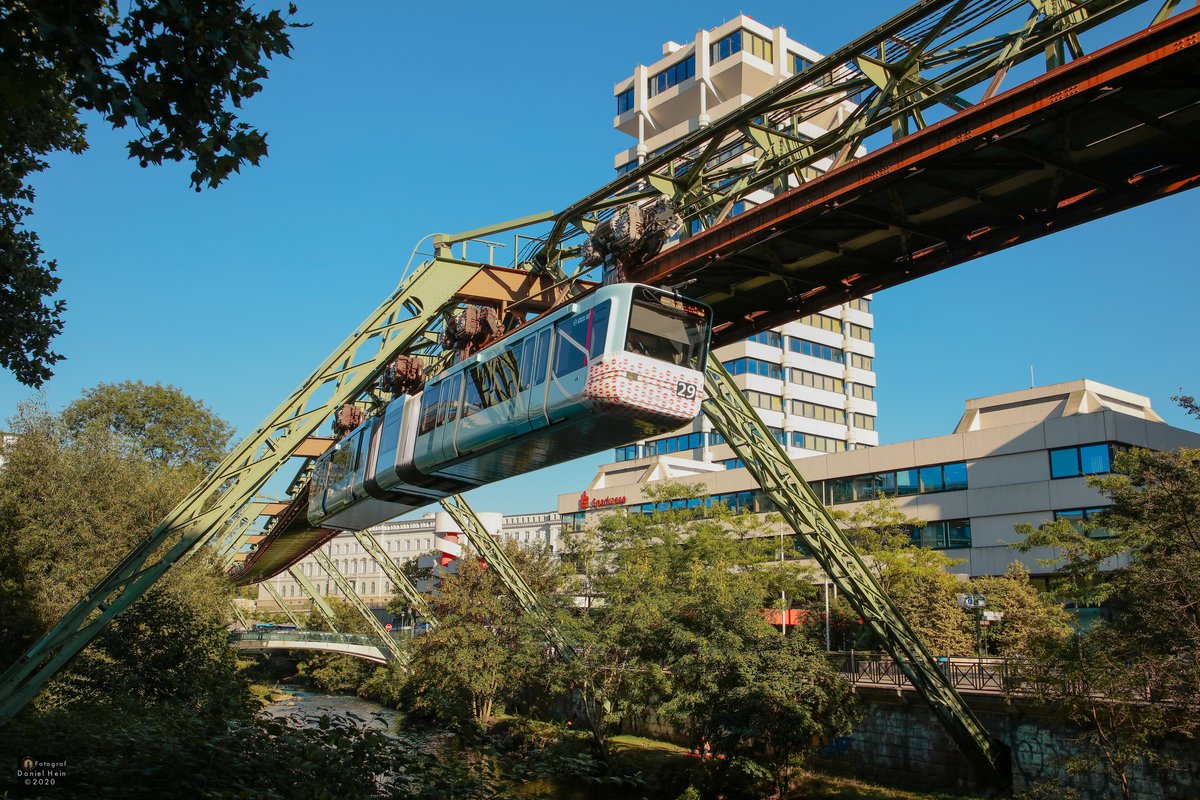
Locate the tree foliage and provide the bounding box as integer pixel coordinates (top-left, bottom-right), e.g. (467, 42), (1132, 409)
(62, 379), (234, 470)
(0, 0), (299, 386)
(968, 562), (1071, 657)
(0, 386), (243, 715)
(1015, 442), (1200, 799)
(552, 483), (853, 797)
(835, 496), (975, 656)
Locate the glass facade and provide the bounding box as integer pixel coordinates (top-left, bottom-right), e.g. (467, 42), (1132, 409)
(792, 369), (842, 394)
(790, 337), (845, 364)
(816, 461), (968, 505)
(724, 357), (783, 380)
(711, 30), (773, 65)
(616, 87), (634, 114)
(911, 519), (972, 549)
(1054, 507), (1112, 538)
(747, 330), (782, 347)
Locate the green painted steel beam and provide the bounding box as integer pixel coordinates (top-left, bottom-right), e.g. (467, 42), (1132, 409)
(0, 256), (481, 721)
(439, 494), (572, 659)
(350, 529), (437, 627)
(700, 353), (1008, 785)
(230, 602), (250, 630)
(288, 566), (340, 633)
(311, 549), (405, 663)
(261, 582), (303, 628)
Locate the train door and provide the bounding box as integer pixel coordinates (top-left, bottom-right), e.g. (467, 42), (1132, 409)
(434, 371), (463, 464)
(546, 306), (592, 422)
(523, 327), (552, 430)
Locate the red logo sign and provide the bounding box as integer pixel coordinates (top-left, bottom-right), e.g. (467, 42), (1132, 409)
(579, 492), (625, 510)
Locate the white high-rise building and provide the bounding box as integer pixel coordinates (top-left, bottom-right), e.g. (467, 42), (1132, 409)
(610, 16), (878, 468)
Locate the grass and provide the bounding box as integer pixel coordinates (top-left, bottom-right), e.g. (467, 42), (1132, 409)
(787, 772), (986, 799)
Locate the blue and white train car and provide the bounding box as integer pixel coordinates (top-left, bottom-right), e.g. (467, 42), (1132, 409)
(308, 283), (713, 531)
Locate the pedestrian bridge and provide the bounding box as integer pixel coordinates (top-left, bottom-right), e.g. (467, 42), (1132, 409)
(230, 630), (399, 664)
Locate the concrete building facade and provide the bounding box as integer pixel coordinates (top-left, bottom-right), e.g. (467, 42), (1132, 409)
(611, 16), (878, 466)
(558, 380), (1200, 579)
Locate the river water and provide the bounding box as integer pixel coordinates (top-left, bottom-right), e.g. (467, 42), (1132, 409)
(261, 687), (398, 733)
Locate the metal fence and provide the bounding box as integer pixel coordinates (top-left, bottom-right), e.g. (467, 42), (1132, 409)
(829, 652), (1017, 695)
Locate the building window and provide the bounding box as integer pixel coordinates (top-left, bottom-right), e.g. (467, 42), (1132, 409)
(791, 368), (843, 394)
(616, 160), (638, 175)
(793, 400), (845, 424)
(724, 357), (783, 380)
(791, 53), (813, 74)
(849, 353), (873, 371)
(792, 432), (844, 453)
(852, 413), (875, 431)
(741, 389), (782, 412)
(642, 431), (706, 456)
(614, 444), (642, 462)
(789, 337), (845, 364)
(823, 462), (967, 504)
(648, 54), (695, 97)
(850, 382), (875, 401)
(747, 330), (782, 347)
(910, 519), (972, 550)
(616, 87), (634, 114)
(799, 313), (842, 334)
(847, 323), (871, 342)
(1049, 443), (1113, 479)
(1054, 507), (1113, 538)
(848, 297), (871, 312)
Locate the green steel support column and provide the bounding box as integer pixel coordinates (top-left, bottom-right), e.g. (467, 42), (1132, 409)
(261, 582), (303, 628)
(311, 549), (404, 663)
(288, 566), (340, 633)
(439, 494), (572, 659)
(230, 602), (250, 630)
(349, 529), (437, 628)
(0, 257), (481, 720)
(700, 354), (1009, 786)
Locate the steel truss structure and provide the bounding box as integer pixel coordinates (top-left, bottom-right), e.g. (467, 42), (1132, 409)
(701, 354), (1006, 782)
(349, 529), (437, 628)
(288, 566), (341, 633)
(311, 549), (404, 662)
(261, 582), (303, 628)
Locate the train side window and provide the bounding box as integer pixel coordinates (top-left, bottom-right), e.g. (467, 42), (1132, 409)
(438, 373), (462, 426)
(519, 337), (536, 391)
(532, 328), (551, 385)
(472, 348), (521, 410)
(462, 368), (484, 418)
(419, 383), (441, 435)
(554, 311), (590, 377)
(588, 301), (612, 358)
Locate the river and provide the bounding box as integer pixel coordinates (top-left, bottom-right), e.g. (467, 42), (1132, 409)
(261, 687), (398, 733)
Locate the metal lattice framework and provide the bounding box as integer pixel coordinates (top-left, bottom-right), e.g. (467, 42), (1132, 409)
(311, 549), (405, 663)
(520, 0), (1176, 275)
(261, 582), (303, 628)
(288, 566), (341, 632)
(701, 353), (1005, 781)
(349, 529), (437, 627)
(438, 494), (573, 659)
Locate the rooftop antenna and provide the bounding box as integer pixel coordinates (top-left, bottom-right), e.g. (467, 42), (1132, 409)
(1030, 365), (1035, 388)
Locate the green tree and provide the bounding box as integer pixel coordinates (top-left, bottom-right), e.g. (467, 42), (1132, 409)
(835, 496), (975, 656)
(62, 379), (234, 470)
(400, 542), (559, 729)
(0, 0), (299, 386)
(556, 483), (853, 796)
(1016, 442), (1200, 799)
(0, 388), (244, 715)
(968, 562), (1071, 657)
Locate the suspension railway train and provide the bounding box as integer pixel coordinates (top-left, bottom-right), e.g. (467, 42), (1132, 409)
(308, 283), (713, 531)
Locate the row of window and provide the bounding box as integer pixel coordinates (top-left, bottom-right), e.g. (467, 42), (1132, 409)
(743, 388), (783, 413)
(850, 383), (875, 401)
(724, 357), (783, 380)
(616, 87), (634, 114)
(711, 29), (774, 66)
(791, 337), (844, 364)
(794, 400), (844, 424)
(799, 313), (841, 334)
(848, 323), (871, 342)
(1054, 507), (1112, 538)
(815, 461), (968, 505)
(794, 368), (843, 394)
(564, 494), (970, 551)
(793, 432), (848, 453)
(648, 54), (695, 97)
(1049, 443), (1113, 479)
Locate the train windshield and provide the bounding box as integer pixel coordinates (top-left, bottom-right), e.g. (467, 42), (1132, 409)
(625, 293), (710, 370)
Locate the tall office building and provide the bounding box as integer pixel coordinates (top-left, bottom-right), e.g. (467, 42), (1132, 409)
(610, 16), (878, 468)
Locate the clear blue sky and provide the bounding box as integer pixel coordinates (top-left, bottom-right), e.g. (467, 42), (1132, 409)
(9, 1), (1198, 515)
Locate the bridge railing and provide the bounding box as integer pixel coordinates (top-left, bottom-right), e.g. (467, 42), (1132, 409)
(231, 630), (388, 648)
(829, 652), (1153, 700)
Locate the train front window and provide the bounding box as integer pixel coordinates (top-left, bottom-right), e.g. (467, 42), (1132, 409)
(625, 297), (709, 369)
